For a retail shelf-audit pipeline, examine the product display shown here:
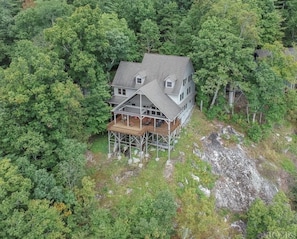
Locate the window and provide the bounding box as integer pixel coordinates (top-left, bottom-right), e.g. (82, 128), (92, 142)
(183, 78), (187, 86)
(166, 80), (173, 88)
(136, 77), (143, 84)
(188, 74), (192, 82)
(180, 92), (184, 101)
(118, 88), (126, 95)
(187, 87), (191, 95)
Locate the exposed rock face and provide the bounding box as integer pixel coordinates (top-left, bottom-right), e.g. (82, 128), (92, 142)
(194, 126), (278, 212)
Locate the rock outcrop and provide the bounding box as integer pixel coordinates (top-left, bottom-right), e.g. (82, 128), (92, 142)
(194, 126), (278, 212)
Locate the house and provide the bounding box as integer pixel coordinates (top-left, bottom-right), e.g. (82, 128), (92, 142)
(107, 53), (195, 160)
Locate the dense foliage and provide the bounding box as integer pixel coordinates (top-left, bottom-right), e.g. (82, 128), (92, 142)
(1, 0), (297, 238)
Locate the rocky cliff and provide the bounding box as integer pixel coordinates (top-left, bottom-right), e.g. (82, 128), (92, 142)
(193, 125), (279, 212)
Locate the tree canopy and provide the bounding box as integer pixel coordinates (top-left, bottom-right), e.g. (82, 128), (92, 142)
(1, 0), (297, 238)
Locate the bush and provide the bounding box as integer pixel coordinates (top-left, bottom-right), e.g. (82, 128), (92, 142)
(247, 123), (263, 142)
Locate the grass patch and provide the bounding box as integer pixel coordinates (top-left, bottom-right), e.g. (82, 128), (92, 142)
(281, 158), (297, 174)
(89, 134), (109, 154)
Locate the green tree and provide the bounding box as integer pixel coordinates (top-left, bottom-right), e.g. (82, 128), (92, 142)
(279, 0), (297, 46)
(0, 159), (70, 239)
(252, 0), (284, 45)
(0, 40), (84, 168)
(157, 1), (181, 54)
(45, 5), (137, 134)
(176, 188), (228, 238)
(130, 191), (177, 238)
(0, 0), (22, 66)
(15, 157), (76, 204)
(192, 16), (255, 111)
(114, 0), (157, 33)
(246, 61), (285, 125)
(175, 0), (217, 55)
(56, 139), (87, 190)
(7, 199), (70, 239)
(13, 0), (73, 41)
(285, 89), (297, 125)
(138, 19), (161, 53)
(246, 192), (297, 239)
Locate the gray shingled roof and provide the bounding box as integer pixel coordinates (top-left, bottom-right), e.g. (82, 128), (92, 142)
(111, 53), (193, 95)
(138, 80), (181, 120)
(109, 95), (127, 105)
(112, 61), (142, 88)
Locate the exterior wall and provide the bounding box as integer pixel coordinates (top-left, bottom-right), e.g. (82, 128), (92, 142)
(179, 94), (195, 124)
(168, 62), (195, 126)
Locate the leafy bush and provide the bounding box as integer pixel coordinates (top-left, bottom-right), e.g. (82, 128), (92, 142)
(247, 123), (263, 142)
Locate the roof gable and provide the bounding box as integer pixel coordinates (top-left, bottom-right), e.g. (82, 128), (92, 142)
(112, 80), (181, 121)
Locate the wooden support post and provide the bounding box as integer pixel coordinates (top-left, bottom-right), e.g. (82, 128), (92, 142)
(108, 131), (111, 154)
(168, 122), (171, 160)
(118, 133), (121, 156)
(145, 132), (148, 156)
(129, 134), (132, 159)
(156, 133), (159, 159)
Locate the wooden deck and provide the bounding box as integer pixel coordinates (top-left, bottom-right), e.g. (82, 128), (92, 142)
(107, 115), (180, 136)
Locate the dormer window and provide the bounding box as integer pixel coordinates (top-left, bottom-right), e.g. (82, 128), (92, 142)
(135, 71), (146, 85)
(136, 76), (143, 84)
(164, 74), (176, 89)
(166, 80), (173, 88)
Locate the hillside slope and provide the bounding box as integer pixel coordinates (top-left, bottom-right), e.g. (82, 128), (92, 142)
(89, 107), (297, 238)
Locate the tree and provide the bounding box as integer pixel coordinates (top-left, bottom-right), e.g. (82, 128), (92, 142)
(45, 5), (138, 134)
(138, 19), (161, 53)
(279, 0), (297, 46)
(192, 16), (255, 111)
(13, 0), (73, 41)
(253, 0), (284, 45)
(157, 1), (181, 54)
(176, 188), (228, 238)
(0, 0), (22, 66)
(0, 159), (70, 239)
(246, 61), (285, 124)
(285, 89), (297, 125)
(130, 191), (177, 238)
(206, 0), (260, 46)
(113, 0), (157, 33)
(7, 199), (70, 239)
(56, 139), (87, 190)
(175, 0), (217, 55)
(0, 40), (84, 168)
(246, 192), (297, 239)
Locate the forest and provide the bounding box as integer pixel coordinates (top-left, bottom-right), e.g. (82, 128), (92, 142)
(1, 0), (297, 238)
